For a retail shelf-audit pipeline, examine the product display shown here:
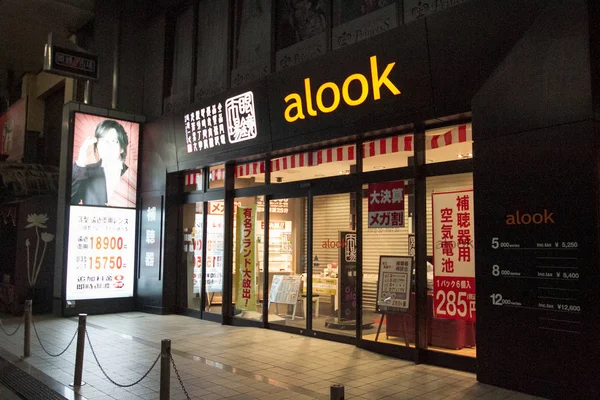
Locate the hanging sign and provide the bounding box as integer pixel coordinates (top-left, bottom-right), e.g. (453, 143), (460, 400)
(44, 39), (99, 81)
(368, 181), (405, 228)
(376, 255), (413, 313)
(432, 190), (476, 321)
(235, 206), (256, 310)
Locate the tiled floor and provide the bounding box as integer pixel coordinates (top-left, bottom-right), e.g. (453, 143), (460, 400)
(0, 312), (545, 400)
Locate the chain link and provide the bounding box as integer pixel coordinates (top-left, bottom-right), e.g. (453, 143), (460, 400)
(31, 317), (78, 357)
(0, 316), (23, 337)
(170, 353), (190, 400)
(85, 329), (160, 388)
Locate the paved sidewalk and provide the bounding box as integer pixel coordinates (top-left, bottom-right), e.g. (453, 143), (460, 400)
(0, 312), (544, 400)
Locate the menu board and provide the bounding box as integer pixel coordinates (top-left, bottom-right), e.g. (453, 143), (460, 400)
(376, 256), (413, 313)
(66, 206), (135, 300)
(268, 275), (301, 305)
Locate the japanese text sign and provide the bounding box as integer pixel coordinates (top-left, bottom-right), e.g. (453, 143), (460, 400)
(376, 255), (413, 313)
(235, 206), (256, 310)
(368, 181), (405, 228)
(432, 190), (476, 321)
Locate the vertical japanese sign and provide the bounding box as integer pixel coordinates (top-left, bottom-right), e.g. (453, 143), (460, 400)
(235, 206), (256, 310)
(368, 181), (405, 228)
(141, 197), (162, 273)
(432, 190), (475, 321)
(339, 231), (357, 320)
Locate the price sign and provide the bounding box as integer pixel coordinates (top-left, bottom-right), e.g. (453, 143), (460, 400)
(66, 206), (135, 300)
(432, 190), (476, 321)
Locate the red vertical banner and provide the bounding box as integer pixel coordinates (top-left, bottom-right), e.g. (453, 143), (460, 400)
(367, 181), (405, 228)
(432, 190), (475, 321)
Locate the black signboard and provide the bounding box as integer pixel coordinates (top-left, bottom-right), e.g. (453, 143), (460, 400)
(44, 44), (99, 81)
(338, 231), (357, 321)
(474, 122), (599, 398)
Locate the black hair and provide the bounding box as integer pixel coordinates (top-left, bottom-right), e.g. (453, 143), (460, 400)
(93, 120), (129, 162)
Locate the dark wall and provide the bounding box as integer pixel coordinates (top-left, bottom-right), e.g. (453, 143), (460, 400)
(473, 1), (597, 397)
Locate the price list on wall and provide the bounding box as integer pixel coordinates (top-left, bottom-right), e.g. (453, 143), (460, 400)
(487, 230), (581, 334)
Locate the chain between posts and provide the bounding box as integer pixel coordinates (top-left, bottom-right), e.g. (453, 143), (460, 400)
(170, 353), (190, 400)
(31, 317), (78, 357)
(85, 329), (161, 388)
(0, 316), (23, 336)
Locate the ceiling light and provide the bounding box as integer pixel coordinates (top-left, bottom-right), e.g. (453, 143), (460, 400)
(338, 170), (350, 175)
(457, 154), (464, 159)
(314, 174), (325, 177)
(373, 166), (386, 170)
(467, 153), (473, 158)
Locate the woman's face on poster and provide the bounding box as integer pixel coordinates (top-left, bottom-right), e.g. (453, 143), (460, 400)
(96, 128), (124, 163)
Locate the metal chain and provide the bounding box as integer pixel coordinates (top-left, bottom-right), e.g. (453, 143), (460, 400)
(170, 353), (191, 400)
(31, 317), (78, 357)
(0, 317), (22, 336)
(85, 329), (160, 388)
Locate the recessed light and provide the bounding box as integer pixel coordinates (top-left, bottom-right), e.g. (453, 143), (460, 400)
(314, 174), (325, 178)
(457, 154), (464, 159)
(467, 153), (473, 158)
(338, 170), (350, 175)
(373, 166), (386, 170)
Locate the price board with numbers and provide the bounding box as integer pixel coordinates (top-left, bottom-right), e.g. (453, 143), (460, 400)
(376, 255), (413, 313)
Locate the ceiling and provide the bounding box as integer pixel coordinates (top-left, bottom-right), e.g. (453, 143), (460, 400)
(0, 0), (94, 74)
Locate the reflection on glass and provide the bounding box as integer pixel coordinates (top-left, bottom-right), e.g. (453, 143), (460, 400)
(426, 173), (476, 358)
(205, 201), (225, 314)
(360, 181), (414, 346)
(183, 203), (203, 311)
(311, 193), (357, 337)
(232, 196), (264, 321)
(266, 198), (307, 329)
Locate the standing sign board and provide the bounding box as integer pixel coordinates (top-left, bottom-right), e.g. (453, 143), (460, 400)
(432, 190), (475, 321)
(339, 231), (357, 320)
(368, 181), (405, 228)
(66, 113), (140, 300)
(376, 256), (413, 313)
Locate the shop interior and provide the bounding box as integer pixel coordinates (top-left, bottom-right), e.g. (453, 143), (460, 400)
(181, 123), (475, 358)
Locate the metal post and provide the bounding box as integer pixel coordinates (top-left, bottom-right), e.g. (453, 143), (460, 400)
(71, 314), (87, 387)
(160, 339), (171, 400)
(330, 384), (344, 400)
(23, 300), (32, 358)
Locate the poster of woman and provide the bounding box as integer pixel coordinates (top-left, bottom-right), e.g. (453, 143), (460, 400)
(70, 113), (139, 208)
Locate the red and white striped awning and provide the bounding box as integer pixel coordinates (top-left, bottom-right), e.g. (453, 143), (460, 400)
(185, 172), (202, 185)
(184, 125), (471, 183)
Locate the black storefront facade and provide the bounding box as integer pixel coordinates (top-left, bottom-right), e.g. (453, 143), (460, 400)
(129, 1), (600, 399)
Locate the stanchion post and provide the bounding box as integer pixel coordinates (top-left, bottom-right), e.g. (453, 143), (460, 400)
(160, 339), (171, 400)
(23, 300), (32, 358)
(330, 384), (345, 400)
(71, 314), (87, 387)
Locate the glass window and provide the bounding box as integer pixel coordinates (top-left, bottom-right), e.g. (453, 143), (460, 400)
(425, 123), (473, 164)
(182, 202), (203, 311)
(184, 169), (203, 192)
(205, 200), (225, 314)
(361, 180), (415, 346)
(232, 197), (264, 320)
(271, 145), (356, 184)
(231, 0), (272, 87)
(332, 0), (399, 49)
(208, 164), (225, 189)
(266, 197), (308, 329)
(426, 173), (476, 357)
(362, 133), (413, 172)
(235, 161), (265, 188)
(311, 192), (356, 337)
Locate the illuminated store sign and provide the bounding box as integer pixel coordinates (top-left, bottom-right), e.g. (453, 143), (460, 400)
(184, 91), (257, 154)
(283, 55), (401, 123)
(66, 112), (140, 301)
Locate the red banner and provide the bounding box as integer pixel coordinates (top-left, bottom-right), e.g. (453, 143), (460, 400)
(367, 181), (405, 228)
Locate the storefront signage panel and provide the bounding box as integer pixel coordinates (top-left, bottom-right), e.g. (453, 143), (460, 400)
(140, 196), (163, 275)
(206, 214), (224, 292)
(376, 255), (413, 313)
(235, 207), (257, 310)
(268, 20), (432, 146)
(368, 181), (405, 228)
(66, 206), (135, 300)
(432, 190), (475, 321)
(339, 231), (357, 320)
(174, 82), (272, 165)
(474, 126), (596, 396)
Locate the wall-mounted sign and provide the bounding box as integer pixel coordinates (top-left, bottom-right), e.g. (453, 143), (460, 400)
(184, 91), (257, 154)
(368, 180), (405, 228)
(432, 190), (475, 321)
(44, 44), (99, 81)
(66, 112), (140, 301)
